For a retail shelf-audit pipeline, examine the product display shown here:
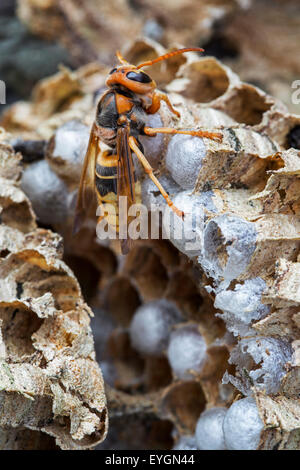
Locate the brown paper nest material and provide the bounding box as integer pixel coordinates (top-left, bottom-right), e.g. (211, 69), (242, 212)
(1, 38), (300, 450)
(0, 136), (107, 450)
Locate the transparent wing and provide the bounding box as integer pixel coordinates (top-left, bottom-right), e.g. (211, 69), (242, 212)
(116, 126), (136, 254)
(73, 123), (99, 234)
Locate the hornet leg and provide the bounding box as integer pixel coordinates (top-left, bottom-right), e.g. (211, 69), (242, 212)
(143, 126), (222, 142)
(147, 90), (181, 118)
(128, 136), (184, 219)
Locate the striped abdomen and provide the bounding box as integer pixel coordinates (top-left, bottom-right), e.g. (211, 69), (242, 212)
(95, 151), (141, 233)
(95, 151), (118, 230)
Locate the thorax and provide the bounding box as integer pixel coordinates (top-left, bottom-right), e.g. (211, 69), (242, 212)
(95, 88), (148, 146)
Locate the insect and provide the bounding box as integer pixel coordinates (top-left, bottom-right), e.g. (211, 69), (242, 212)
(74, 47), (222, 253)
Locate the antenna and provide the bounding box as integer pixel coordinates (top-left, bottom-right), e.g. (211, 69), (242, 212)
(136, 47), (204, 69)
(116, 51), (129, 65)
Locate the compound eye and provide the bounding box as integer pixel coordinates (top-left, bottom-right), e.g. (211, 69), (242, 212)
(109, 67), (117, 74)
(126, 71), (152, 83)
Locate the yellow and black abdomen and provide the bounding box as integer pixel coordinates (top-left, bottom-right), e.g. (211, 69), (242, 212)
(95, 151), (119, 231)
(95, 152), (118, 200)
(95, 150), (141, 234)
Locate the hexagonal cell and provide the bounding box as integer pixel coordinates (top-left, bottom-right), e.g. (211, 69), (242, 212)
(166, 271), (203, 318)
(201, 214), (257, 285)
(0, 305), (43, 359)
(170, 58), (230, 103)
(122, 244), (169, 300)
(65, 227), (118, 277)
(220, 84), (273, 125)
(161, 381), (206, 433)
(64, 255), (101, 302)
(104, 277), (141, 327)
(105, 330), (145, 392)
(145, 356), (173, 391)
(0, 251), (80, 312)
(24, 272), (79, 312)
(123, 38), (165, 68)
(0, 199), (35, 233)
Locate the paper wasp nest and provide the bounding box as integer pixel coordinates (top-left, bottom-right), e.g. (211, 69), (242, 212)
(1, 38), (300, 450)
(17, 0), (247, 66)
(0, 133), (107, 450)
